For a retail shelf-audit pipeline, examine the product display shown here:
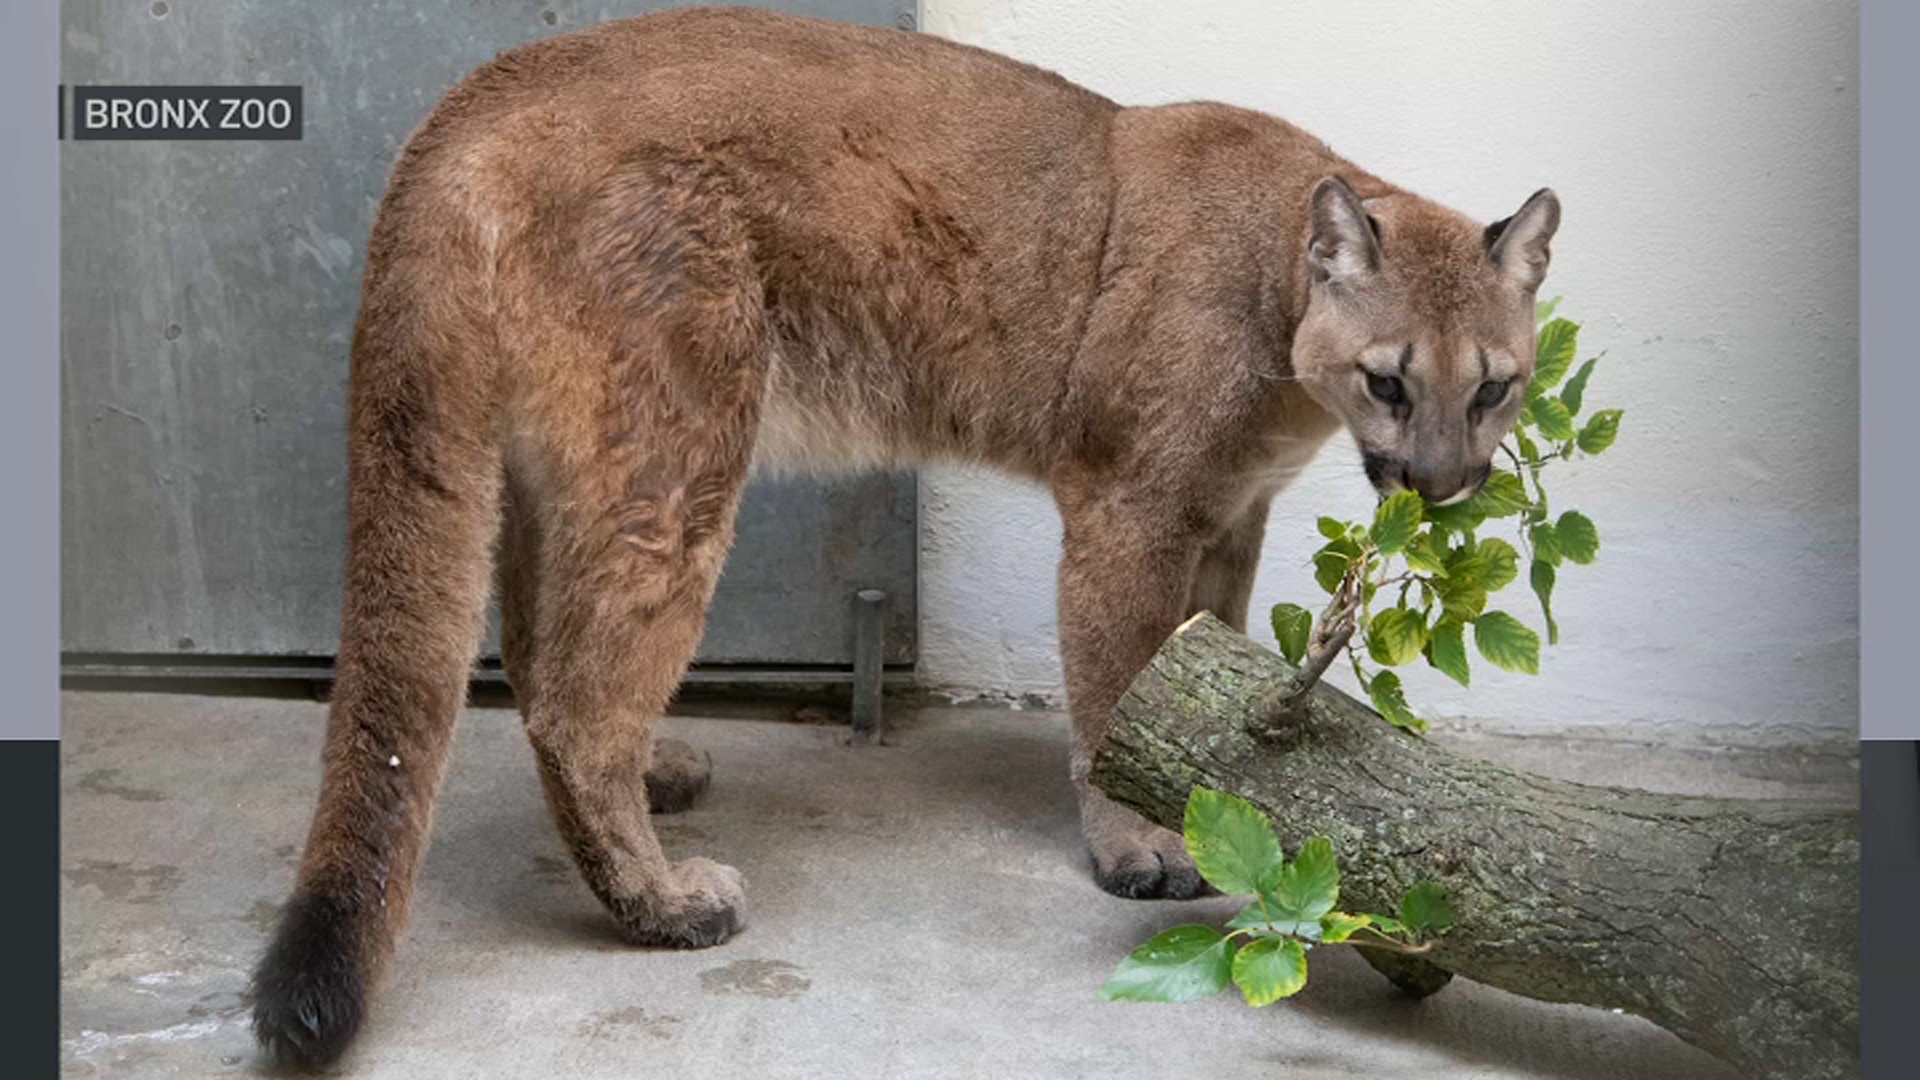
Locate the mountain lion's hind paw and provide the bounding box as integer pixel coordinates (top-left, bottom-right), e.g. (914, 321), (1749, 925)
(610, 858), (746, 949)
(646, 737), (712, 814)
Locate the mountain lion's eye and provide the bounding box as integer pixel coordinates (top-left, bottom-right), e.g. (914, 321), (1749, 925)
(1367, 372), (1407, 406)
(1473, 380), (1510, 410)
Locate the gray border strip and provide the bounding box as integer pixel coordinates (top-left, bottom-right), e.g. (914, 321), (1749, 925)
(1860, 7), (1915, 1075)
(1861, 742), (1919, 1080)
(0, 2), (57, 739)
(0, 741), (58, 1072)
(0, 3), (57, 1064)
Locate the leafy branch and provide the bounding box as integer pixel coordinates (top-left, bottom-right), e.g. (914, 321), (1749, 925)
(1269, 297), (1622, 733)
(1102, 788), (1453, 1006)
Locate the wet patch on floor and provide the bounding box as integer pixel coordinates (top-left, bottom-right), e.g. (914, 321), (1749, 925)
(239, 899), (279, 936)
(698, 959), (811, 999)
(71, 768), (168, 803)
(577, 1005), (682, 1041)
(65, 859), (181, 905)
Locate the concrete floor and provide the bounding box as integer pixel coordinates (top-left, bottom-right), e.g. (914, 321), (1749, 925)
(60, 690), (1856, 1079)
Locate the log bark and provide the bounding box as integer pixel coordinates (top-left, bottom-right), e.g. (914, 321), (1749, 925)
(1089, 613), (1858, 1080)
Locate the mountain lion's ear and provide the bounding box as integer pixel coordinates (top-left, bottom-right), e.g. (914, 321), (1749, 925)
(1484, 188), (1561, 293)
(1307, 176), (1383, 287)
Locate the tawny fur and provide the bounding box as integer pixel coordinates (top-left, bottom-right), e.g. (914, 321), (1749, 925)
(253, 7), (1557, 1067)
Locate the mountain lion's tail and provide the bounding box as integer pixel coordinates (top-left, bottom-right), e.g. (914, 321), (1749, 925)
(250, 164), (503, 1068)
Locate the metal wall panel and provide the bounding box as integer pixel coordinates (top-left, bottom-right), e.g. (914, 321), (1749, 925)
(61, 0), (917, 667)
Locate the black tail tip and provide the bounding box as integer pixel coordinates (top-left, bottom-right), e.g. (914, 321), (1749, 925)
(249, 891), (368, 1071)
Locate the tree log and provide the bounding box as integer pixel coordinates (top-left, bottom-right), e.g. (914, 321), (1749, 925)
(1089, 613), (1858, 1080)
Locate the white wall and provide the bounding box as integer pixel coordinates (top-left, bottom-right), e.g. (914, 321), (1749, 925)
(912, 0), (1860, 737)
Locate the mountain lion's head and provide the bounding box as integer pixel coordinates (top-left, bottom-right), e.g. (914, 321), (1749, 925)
(1292, 177), (1561, 506)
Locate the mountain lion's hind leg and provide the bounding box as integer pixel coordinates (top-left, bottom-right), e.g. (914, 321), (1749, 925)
(508, 274), (765, 946)
(516, 428), (755, 947)
(641, 737), (713, 815)
(499, 473), (712, 817)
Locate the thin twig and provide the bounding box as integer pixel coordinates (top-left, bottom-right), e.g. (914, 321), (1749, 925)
(1283, 544), (1372, 703)
(1341, 935), (1436, 955)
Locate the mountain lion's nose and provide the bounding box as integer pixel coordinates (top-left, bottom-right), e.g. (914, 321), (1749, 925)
(1409, 463), (1486, 506)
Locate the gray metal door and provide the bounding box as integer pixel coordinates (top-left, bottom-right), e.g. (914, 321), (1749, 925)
(61, 0), (917, 670)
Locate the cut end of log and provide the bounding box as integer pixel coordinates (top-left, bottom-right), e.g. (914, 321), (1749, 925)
(1173, 611), (1211, 635)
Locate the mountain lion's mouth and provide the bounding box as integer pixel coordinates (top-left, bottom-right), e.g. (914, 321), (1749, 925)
(1360, 452), (1491, 506)
(1360, 450), (1401, 492)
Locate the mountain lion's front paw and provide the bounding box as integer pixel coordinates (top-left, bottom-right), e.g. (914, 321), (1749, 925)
(610, 857), (747, 949)
(1091, 825), (1215, 900)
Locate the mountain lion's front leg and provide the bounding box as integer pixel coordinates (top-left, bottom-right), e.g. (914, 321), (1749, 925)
(1187, 498), (1271, 633)
(1054, 480), (1216, 899)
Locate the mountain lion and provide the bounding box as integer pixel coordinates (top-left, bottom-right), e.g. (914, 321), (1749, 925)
(252, 6), (1558, 1066)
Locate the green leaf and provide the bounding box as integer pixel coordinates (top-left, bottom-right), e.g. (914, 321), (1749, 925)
(1467, 471), (1530, 520)
(1102, 924), (1235, 1002)
(1474, 611), (1541, 674)
(1426, 618), (1470, 687)
(1576, 409), (1622, 455)
(1367, 607), (1428, 667)
(1370, 490), (1425, 556)
(1319, 534), (1363, 559)
(1529, 396), (1575, 442)
(1535, 295), (1562, 323)
(1560, 357), (1599, 416)
(1366, 669), (1426, 733)
(1183, 788), (1284, 896)
(1226, 902), (1265, 932)
(1225, 901), (1320, 939)
(1313, 551), (1352, 595)
(1555, 511), (1600, 564)
(1433, 543), (1491, 620)
(1423, 498), (1482, 534)
(1474, 537), (1521, 591)
(1531, 318), (1579, 392)
(1231, 938), (1308, 1006)
(1366, 913), (1409, 937)
(1271, 603), (1313, 666)
(1427, 474), (1528, 531)
(1399, 882), (1455, 936)
(1404, 530), (1450, 576)
(1274, 837), (1340, 920)
(1531, 560), (1560, 646)
(1444, 536), (1481, 572)
(1316, 516), (1349, 541)
(1434, 574), (1488, 622)
(1530, 521), (1563, 568)
(1318, 912), (1372, 943)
